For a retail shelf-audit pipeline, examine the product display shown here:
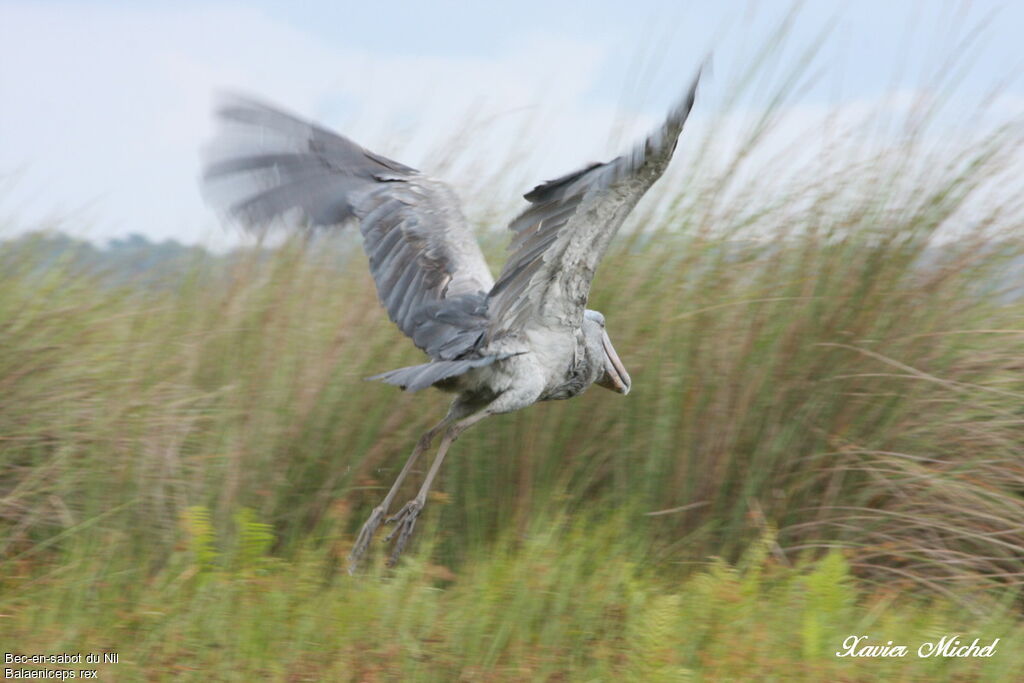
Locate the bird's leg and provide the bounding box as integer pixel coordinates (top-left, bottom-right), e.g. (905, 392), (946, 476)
(384, 410), (492, 567)
(347, 415), (452, 574)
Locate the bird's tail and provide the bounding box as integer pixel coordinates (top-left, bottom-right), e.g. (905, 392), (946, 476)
(366, 355), (510, 393)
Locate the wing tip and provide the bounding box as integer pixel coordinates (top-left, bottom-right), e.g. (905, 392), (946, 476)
(523, 59), (707, 206)
(667, 58), (707, 128)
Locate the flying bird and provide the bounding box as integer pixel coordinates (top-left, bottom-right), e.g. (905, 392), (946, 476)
(202, 66), (702, 573)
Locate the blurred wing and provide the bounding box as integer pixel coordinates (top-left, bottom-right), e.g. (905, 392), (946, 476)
(487, 67), (701, 339)
(202, 96), (495, 359)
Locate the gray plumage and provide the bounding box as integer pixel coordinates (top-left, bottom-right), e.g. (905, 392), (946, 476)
(200, 65), (703, 570)
(488, 76), (698, 340)
(204, 95), (494, 365)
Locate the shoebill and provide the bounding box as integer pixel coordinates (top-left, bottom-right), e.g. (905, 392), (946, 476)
(201, 65), (702, 573)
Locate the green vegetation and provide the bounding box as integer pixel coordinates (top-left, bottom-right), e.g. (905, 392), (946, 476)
(3, 35), (1024, 680)
(7, 515), (1024, 681)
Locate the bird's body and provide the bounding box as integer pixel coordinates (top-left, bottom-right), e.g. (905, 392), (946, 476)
(202, 66), (702, 571)
(475, 330), (579, 401)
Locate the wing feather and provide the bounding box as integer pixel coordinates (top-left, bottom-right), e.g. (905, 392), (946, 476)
(487, 67), (702, 338)
(202, 96), (495, 360)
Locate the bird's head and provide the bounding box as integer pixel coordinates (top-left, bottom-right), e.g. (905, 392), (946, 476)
(583, 309), (631, 395)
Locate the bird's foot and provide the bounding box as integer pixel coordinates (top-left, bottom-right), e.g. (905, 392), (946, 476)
(384, 497), (424, 567)
(347, 505), (386, 575)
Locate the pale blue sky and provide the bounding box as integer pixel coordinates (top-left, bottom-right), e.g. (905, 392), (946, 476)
(1, 1), (1020, 246)
(240, 0), (1023, 99)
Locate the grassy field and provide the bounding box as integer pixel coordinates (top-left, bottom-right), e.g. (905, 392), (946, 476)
(3, 41), (1024, 680)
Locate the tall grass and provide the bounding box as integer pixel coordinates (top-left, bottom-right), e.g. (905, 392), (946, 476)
(2, 22), (1024, 678)
(1, 115), (1021, 590)
(6, 517), (1024, 681)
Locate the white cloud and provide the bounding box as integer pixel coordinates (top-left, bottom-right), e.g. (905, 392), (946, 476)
(1, 3), (1020, 249)
(0, 3), (658, 246)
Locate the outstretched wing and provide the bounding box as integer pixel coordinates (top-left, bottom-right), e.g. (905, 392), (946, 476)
(486, 67), (701, 339)
(202, 96), (495, 360)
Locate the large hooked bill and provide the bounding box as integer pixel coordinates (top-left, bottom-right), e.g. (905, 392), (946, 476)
(597, 329), (631, 395)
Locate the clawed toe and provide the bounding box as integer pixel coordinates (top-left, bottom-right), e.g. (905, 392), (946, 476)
(385, 499), (421, 528)
(346, 497), (428, 572)
(347, 506), (385, 574)
(384, 498), (424, 566)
